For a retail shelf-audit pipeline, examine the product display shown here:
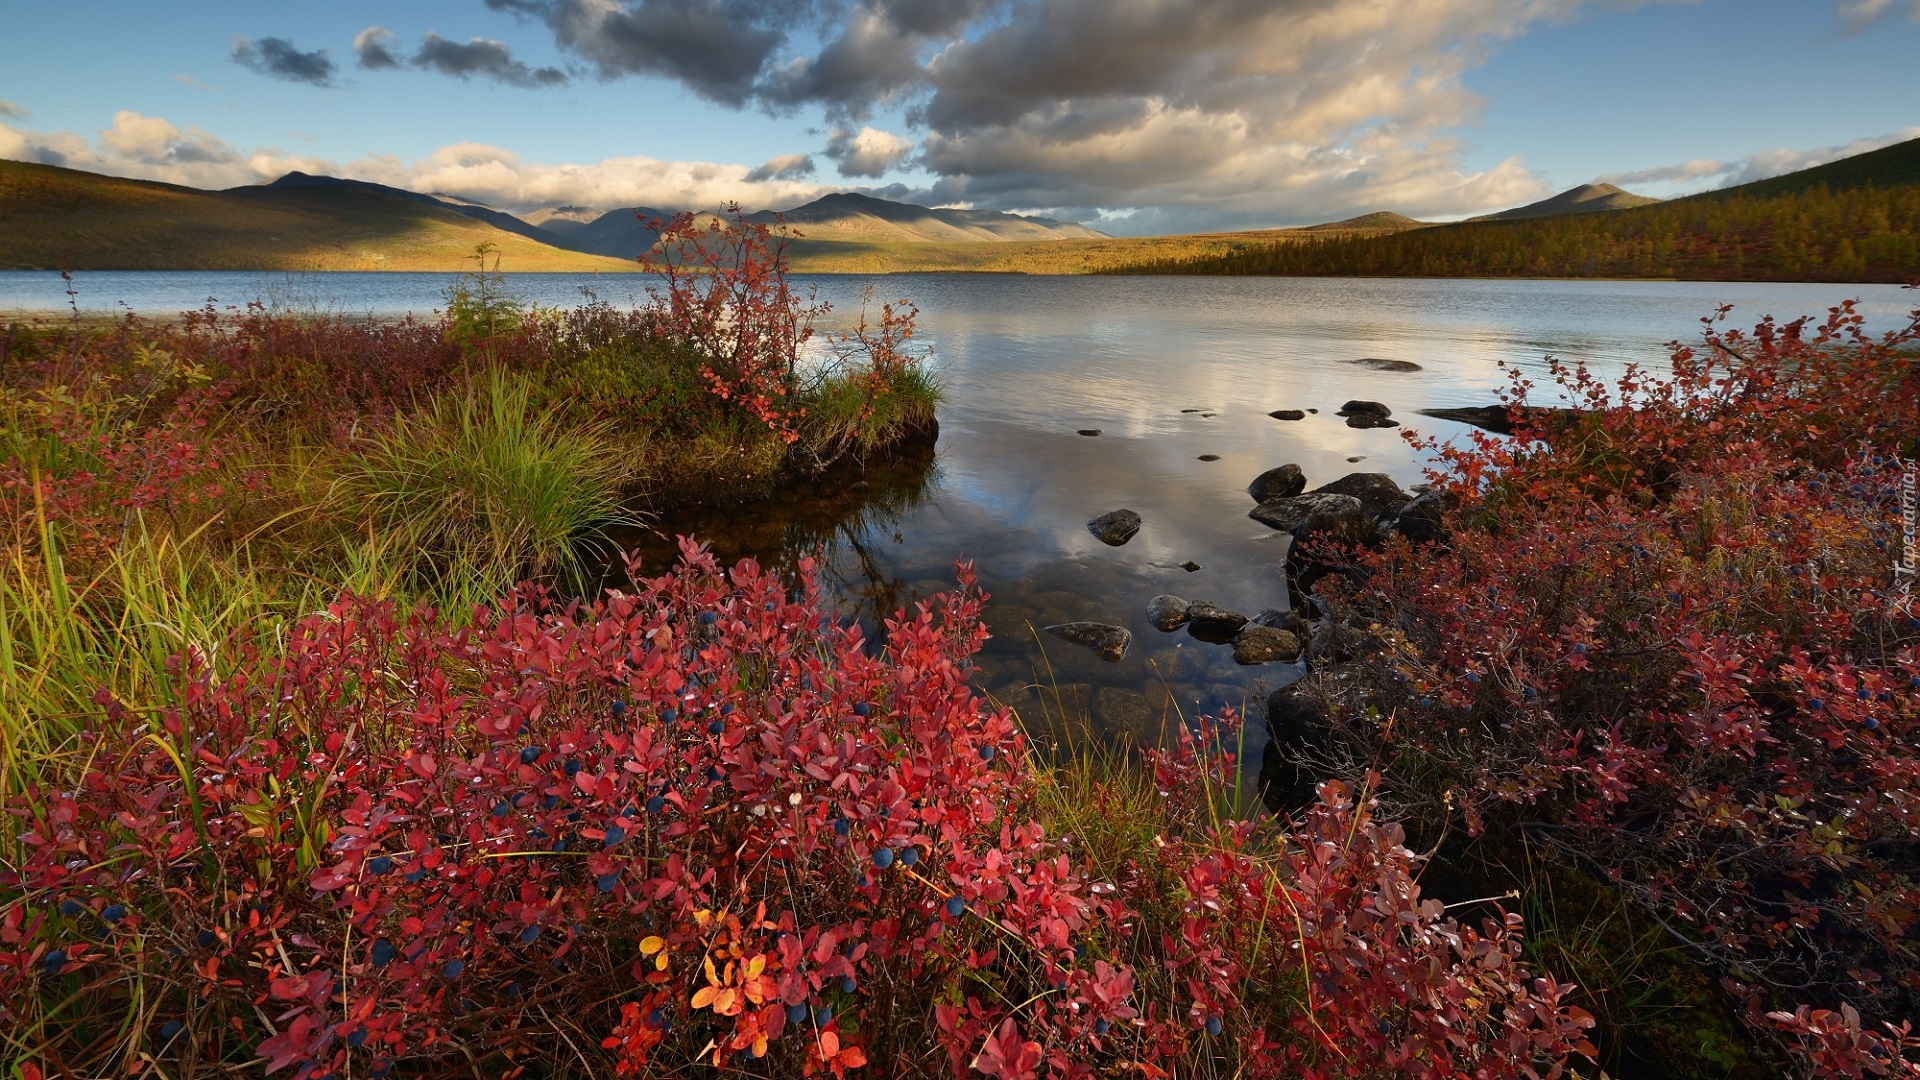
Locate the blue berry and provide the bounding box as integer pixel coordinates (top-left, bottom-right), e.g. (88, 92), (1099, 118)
(604, 825), (626, 847)
(58, 900), (83, 917)
(101, 904), (127, 924)
(945, 896), (966, 917)
(648, 1008), (666, 1028)
(872, 848), (895, 870)
(159, 1020), (184, 1041)
(443, 959), (464, 979)
(721, 703), (735, 715)
(492, 801), (511, 819)
(662, 709), (678, 723)
(347, 1028), (368, 1048)
(1865, 717), (1882, 730)
(708, 720), (725, 736)
(979, 745), (996, 762)
(43, 949), (66, 973)
(596, 873), (619, 893)
(1809, 698), (1826, 711)
(853, 702), (871, 716)
(700, 611), (718, 625)
(709, 767), (725, 782)
(647, 795), (666, 814)
(543, 795), (559, 810)
(406, 865), (427, 884)
(816, 1006), (833, 1026)
(196, 931), (216, 948)
(371, 939), (397, 968)
(900, 846), (920, 866)
(366, 856), (393, 875)
(834, 818), (850, 836)
(519, 925), (541, 945)
(788, 1003), (810, 1024)
(1206, 1016), (1222, 1037)
(1094, 1019), (1110, 1035)
(520, 746), (541, 765)
(564, 760), (581, 776)
(611, 700), (626, 717)
(841, 976), (857, 994)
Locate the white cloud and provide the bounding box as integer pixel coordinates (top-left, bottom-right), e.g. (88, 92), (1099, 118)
(823, 126), (913, 178)
(1598, 126), (1920, 196)
(1837, 0), (1920, 30)
(0, 111), (834, 213)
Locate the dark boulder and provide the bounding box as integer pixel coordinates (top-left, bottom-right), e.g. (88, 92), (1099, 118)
(1184, 601), (1248, 642)
(1392, 488), (1458, 544)
(1086, 509), (1142, 546)
(1249, 608), (1307, 635)
(1417, 404), (1580, 436)
(1043, 622), (1132, 662)
(1267, 683), (1329, 746)
(1337, 400), (1391, 417)
(1233, 627), (1302, 664)
(1307, 620), (1382, 666)
(1249, 493), (1374, 553)
(1146, 595), (1191, 632)
(1077, 428), (1102, 437)
(1345, 413), (1400, 429)
(1307, 473), (1411, 522)
(1267, 409), (1306, 421)
(1247, 464), (1306, 502)
(1342, 358), (1422, 372)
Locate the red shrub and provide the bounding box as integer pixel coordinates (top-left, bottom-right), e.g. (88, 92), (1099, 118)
(2, 537), (1602, 1079)
(1294, 298), (1920, 1073)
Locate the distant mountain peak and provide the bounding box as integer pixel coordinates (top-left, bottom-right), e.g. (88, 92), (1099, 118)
(1472, 183), (1660, 222)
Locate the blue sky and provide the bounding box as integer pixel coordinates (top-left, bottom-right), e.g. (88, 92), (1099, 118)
(1, 0), (1915, 234)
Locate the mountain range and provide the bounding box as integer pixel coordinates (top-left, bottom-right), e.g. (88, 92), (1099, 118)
(17, 141), (1905, 279)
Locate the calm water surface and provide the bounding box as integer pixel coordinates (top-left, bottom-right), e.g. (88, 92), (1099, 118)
(8, 271), (1913, 770)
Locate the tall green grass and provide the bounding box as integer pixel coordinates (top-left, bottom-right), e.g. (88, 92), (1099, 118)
(0, 506), (330, 825)
(335, 368), (636, 600)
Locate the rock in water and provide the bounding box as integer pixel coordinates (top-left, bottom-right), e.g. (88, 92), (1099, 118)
(1248, 493), (1374, 552)
(1086, 509), (1143, 546)
(1233, 627), (1302, 664)
(1307, 473), (1410, 522)
(1267, 409), (1306, 421)
(1146, 595), (1192, 631)
(1247, 464), (1306, 502)
(1077, 428), (1102, 437)
(1337, 400), (1391, 417)
(1393, 488), (1458, 544)
(1043, 622), (1132, 662)
(1184, 601), (1249, 641)
(1343, 358), (1423, 372)
(1249, 608), (1307, 635)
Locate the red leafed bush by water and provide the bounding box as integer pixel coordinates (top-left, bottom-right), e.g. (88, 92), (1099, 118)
(3, 537), (1597, 1078)
(1302, 299), (1920, 1075)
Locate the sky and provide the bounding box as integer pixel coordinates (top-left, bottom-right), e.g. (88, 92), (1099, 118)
(1, 0), (1917, 235)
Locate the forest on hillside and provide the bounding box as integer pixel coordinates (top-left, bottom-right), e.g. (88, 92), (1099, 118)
(1107, 182), (1920, 281)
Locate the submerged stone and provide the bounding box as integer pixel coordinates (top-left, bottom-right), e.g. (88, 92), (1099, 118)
(1146, 594), (1191, 631)
(1043, 622), (1132, 662)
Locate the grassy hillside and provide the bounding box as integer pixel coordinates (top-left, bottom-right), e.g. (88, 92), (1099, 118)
(782, 217), (1431, 274)
(0, 159), (636, 272)
(1104, 137), (1920, 281)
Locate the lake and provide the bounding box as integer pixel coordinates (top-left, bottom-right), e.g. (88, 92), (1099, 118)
(7, 270), (1914, 776)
